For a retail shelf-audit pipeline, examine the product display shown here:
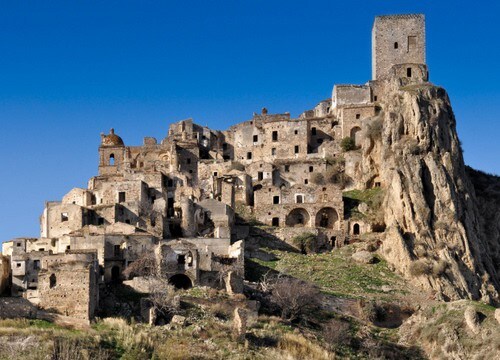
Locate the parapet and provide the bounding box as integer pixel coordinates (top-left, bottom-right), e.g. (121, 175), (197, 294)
(332, 85), (371, 107)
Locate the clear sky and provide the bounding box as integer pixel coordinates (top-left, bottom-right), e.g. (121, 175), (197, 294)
(1, 1), (499, 241)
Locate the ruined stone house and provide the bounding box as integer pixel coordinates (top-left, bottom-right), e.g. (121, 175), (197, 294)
(1, 14), (427, 321)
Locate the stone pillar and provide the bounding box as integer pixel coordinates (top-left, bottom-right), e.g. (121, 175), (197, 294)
(233, 308), (247, 341)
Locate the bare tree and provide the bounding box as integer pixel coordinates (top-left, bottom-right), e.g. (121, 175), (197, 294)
(270, 277), (320, 321)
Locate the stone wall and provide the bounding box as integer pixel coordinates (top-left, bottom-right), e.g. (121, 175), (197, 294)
(0, 255), (10, 295)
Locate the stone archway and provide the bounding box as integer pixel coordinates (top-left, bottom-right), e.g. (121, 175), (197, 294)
(353, 223), (360, 235)
(285, 208), (311, 227)
(315, 207), (339, 229)
(350, 126), (362, 146)
(169, 274), (193, 290)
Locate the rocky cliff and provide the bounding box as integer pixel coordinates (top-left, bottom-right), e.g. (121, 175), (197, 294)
(351, 79), (500, 303)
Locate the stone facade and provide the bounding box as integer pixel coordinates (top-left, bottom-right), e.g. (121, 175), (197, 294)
(1, 13), (428, 322)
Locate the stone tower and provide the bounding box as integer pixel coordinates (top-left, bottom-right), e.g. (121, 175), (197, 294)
(372, 14), (426, 80)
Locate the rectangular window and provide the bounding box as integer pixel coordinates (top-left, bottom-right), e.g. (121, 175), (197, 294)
(187, 158), (191, 164)
(407, 67), (412, 77)
(285, 165), (290, 172)
(294, 130), (298, 135)
(213, 172), (218, 176)
(272, 217), (279, 227)
(356, 114), (360, 119)
(271, 148), (276, 155)
(309, 166), (314, 172)
(311, 127), (317, 136)
(98, 217), (104, 225)
(258, 172), (263, 181)
(296, 195), (303, 204)
(118, 192), (126, 203)
(16, 242), (22, 247)
(61, 212), (69, 222)
(253, 135), (258, 142)
(247, 152), (252, 160)
(304, 179), (309, 184)
(272, 131), (278, 141)
(273, 196), (280, 204)
(294, 145), (299, 154)
(34, 260), (40, 270)
(16, 263), (21, 268)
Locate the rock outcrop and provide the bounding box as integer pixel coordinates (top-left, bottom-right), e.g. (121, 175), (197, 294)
(351, 78), (499, 303)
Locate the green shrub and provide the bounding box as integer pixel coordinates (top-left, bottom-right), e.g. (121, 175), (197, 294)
(366, 118), (383, 140)
(292, 233), (318, 254)
(340, 137), (356, 152)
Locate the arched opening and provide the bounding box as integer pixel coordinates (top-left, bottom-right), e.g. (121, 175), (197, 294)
(285, 208), (310, 227)
(111, 266), (121, 283)
(49, 274), (56, 288)
(315, 207), (339, 229)
(330, 236), (337, 248)
(350, 127), (362, 147)
(353, 223), (360, 235)
(109, 154), (115, 166)
(169, 274), (193, 290)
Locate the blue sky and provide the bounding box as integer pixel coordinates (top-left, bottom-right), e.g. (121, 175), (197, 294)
(1, 1), (499, 241)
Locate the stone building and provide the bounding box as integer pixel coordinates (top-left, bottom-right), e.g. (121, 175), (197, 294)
(1, 13), (428, 322)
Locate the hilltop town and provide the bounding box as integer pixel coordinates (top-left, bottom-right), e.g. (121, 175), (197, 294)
(1, 14), (499, 360)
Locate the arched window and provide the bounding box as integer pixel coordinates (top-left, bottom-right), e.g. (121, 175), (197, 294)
(353, 223), (360, 235)
(49, 274), (56, 288)
(109, 154), (115, 166)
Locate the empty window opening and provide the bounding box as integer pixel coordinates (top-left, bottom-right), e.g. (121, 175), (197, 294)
(304, 179), (309, 184)
(177, 254), (186, 265)
(247, 152), (252, 160)
(294, 145), (299, 154)
(273, 196), (280, 204)
(294, 130), (298, 135)
(271, 148), (276, 156)
(258, 172), (263, 181)
(407, 67), (412, 77)
(187, 158), (191, 164)
(49, 274), (56, 288)
(394, 42), (399, 49)
(16, 263), (21, 268)
(374, 95), (378, 102)
(296, 195), (303, 204)
(109, 154), (115, 166)
(39, 248), (45, 252)
(167, 179), (174, 187)
(66, 245), (70, 250)
(353, 223), (360, 235)
(253, 135), (258, 142)
(61, 212), (69, 222)
(356, 114), (360, 119)
(272, 131), (278, 141)
(311, 127), (317, 136)
(272, 217), (279, 227)
(213, 172), (218, 177)
(118, 192), (126, 203)
(285, 165), (290, 172)
(309, 166), (314, 172)
(97, 217), (104, 225)
(375, 182), (381, 187)
(34, 260), (40, 270)
(16, 242), (21, 247)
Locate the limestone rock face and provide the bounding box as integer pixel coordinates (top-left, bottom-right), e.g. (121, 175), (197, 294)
(355, 80), (499, 303)
(352, 250), (375, 264)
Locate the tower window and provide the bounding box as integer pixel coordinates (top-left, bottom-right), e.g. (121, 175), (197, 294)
(394, 42), (399, 49)
(272, 131), (278, 141)
(273, 196), (280, 204)
(253, 135), (258, 142)
(294, 145), (299, 154)
(109, 154), (115, 166)
(118, 192), (126, 203)
(309, 166), (314, 172)
(407, 67), (412, 77)
(61, 212), (69, 222)
(271, 148), (276, 156)
(258, 172), (263, 181)
(356, 114), (360, 119)
(247, 152), (252, 160)
(311, 127), (317, 136)
(296, 195), (303, 204)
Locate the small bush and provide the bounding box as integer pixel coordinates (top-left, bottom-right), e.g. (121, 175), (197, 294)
(409, 259), (432, 276)
(322, 319), (352, 348)
(431, 260), (449, 277)
(292, 233), (318, 254)
(340, 137), (356, 152)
